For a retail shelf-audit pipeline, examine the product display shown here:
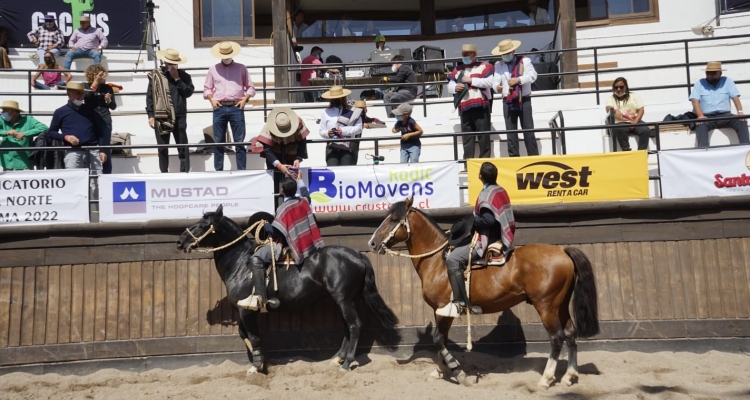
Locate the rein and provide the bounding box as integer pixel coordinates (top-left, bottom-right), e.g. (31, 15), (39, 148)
(381, 210), (449, 259)
(186, 219), (269, 253)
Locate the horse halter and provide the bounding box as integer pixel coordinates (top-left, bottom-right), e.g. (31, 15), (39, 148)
(380, 210), (411, 250)
(185, 224), (216, 251)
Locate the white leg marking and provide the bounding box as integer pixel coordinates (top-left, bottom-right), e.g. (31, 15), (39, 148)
(247, 365), (259, 375)
(330, 356), (344, 366)
(538, 356), (557, 388)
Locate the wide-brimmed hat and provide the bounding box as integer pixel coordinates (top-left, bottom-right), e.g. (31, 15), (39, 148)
(79, 15), (90, 22)
(156, 48), (188, 65)
(447, 215), (474, 247)
(61, 82), (93, 92)
(321, 85), (352, 99)
(267, 107), (300, 138)
(461, 44), (478, 54)
(210, 41), (242, 59)
(247, 212), (275, 242)
(375, 34), (386, 43)
(354, 100), (367, 108)
(1, 100), (23, 112)
(702, 61), (725, 72)
(492, 39), (522, 56)
(393, 103), (413, 116)
(44, 13), (56, 20)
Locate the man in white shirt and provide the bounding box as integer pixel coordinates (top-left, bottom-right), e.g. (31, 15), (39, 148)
(528, 0), (550, 25)
(492, 39), (540, 157)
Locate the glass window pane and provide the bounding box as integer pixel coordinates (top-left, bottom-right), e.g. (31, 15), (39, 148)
(488, 10), (530, 29)
(206, 0), (242, 37)
(633, 0), (650, 13)
(590, 0), (608, 19)
(243, 0), (253, 37)
(608, 0), (633, 15)
(202, 0), (214, 37)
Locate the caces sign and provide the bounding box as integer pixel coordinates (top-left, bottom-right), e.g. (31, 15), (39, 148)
(0, 0), (143, 48)
(467, 151), (650, 205)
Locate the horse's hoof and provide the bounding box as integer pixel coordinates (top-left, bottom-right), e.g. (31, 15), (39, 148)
(454, 370), (472, 386)
(429, 369), (443, 379)
(247, 365), (259, 375)
(330, 356), (344, 366)
(339, 366), (351, 373)
(561, 372), (578, 386)
(538, 375), (555, 389)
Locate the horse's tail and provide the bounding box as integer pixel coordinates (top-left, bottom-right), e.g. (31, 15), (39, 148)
(360, 255), (399, 328)
(564, 247), (600, 338)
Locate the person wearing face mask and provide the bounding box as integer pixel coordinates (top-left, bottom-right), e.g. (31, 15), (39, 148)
(31, 52), (71, 90)
(318, 86), (363, 166)
(383, 55), (417, 118)
(27, 14), (64, 61)
(63, 15), (107, 70)
(391, 103), (423, 163)
(84, 64), (116, 174)
(492, 39), (539, 157)
(147, 48), (194, 173)
(606, 77), (651, 151)
(447, 44), (495, 159)
(0, 101), (48, 171)
(301, 46), (324, 102)
(204, 41), (256, 171)
(689, 61), (749, 148)
(47, 82), (109, 178)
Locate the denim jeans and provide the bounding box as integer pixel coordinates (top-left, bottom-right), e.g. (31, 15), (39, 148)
(212, 105), (246, 170)
(400, 143), (421, 163)
(63, 48), (102, 69)
(34, 80), (66, 90)
(64, 149), (102, 201)
(37, 48), (61, 60)
(695, 112), (750, 147)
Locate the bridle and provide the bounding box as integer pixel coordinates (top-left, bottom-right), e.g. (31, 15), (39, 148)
(185, 224), (216, 251)
(379, 209), (448, 259)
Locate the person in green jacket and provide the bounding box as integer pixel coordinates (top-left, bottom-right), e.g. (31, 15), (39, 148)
(0, 100), (48, 170)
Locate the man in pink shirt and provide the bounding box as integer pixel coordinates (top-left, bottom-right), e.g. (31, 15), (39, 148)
(301, 46), (323, 102)
(204, 41), (256, 171)
(63, 15), (107, 70)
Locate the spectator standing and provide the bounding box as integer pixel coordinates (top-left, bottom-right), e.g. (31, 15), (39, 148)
(383, 55), (417, 118)
(84, 64), (116, 173)
(318, 86), (363, 166)
(47, 82), (109, 173)
(27, 14), (64, 60)
(606, 77), (650, 151)
(492, 39), (540, 157)
(690, 61), (749, 147)
(31, 52), (71, 90)
(147, 48), (194, 173)
(250, 107), (310, 182)
(392, 103), (423, 163)
(64, 15), (107, 70)
(0, 100), (48, 171)
(447, 44), (495, 159)
(527, 0), (550, 25)
(204, 41), (255, 171)
(300, 46), (323, 102)
(293, 12), (309, 40)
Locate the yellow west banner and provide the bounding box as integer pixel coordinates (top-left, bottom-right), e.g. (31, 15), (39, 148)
(467, 151), (650, 205)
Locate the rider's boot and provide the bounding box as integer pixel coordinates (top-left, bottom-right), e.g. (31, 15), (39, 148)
(436, 268), (482, 317)
(237, 257), (280, 311)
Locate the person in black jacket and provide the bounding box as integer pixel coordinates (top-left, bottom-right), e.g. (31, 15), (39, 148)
(147, 49), (194, 173)
(84, 64), (116, 173)
(383, 55), (417, 118)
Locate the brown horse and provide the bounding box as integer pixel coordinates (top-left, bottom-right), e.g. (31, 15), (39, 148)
(368, 197), (599, 387)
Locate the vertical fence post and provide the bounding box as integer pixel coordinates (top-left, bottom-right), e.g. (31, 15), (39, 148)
(453, 135), (459, 161)
(262, 66), (268, 120)
(184, 143), (191, 173)
(421, 59), (427, 117)
(593, 48), (600, 105)
(684, 41), (692, 97)
(27, 71), (33, 114)
(374, 139), (379, 158)
(654, 124), (663, 198)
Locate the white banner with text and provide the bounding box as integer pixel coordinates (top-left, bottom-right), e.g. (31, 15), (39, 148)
(304, 161), (461, 213)
(0, 169), (89, 226)
(660, 145), (750, 199)
(99, 171), (275, 222)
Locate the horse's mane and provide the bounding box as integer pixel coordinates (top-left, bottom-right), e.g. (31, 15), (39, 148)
(389, 201), (447, 239)
(203, 212), (255, 247)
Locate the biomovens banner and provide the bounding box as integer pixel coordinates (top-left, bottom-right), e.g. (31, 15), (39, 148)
(467, 152), (649, 205)
(303, 161), (460, 213)
(0, 169), (89, 226)
(98, 171), (275, 223)
(660, 145), (750, 199)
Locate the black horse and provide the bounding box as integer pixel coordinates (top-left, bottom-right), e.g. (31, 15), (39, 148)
(176, 205), (398, 373)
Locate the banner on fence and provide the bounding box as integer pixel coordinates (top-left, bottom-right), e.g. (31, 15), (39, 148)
(0, 0), (143, 48)
(467, 151), (650, 205)
(0, 169), (89, 226)
(99, 171), (275, 223)
(660, 145), (750, 199)
(304, 161), (460, 213)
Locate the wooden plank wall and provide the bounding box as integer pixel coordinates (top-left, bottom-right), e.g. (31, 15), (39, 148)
(1, 238), (749, 360)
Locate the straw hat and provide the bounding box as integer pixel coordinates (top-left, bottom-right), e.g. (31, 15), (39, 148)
(702, 61), (725, 72)
(492, 39), (522, 56)
(461, 44), (478, 53)
(61, 82), (93, 92)
(156, 48), (188, 64)
(79, 15), (90, 22)
(210, 41), (242, 59)
(1, 100), (23, 112)
(321, 85), (352, 99)
(266, 107), (300, 138)
(353, 100), (367, 108)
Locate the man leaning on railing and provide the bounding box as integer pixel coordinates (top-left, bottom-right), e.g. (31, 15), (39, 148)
(690, 61), (749, 148)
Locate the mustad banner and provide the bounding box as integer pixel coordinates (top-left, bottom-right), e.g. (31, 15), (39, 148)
(98, 171), (275, 223)
(0, 169), (89, 226)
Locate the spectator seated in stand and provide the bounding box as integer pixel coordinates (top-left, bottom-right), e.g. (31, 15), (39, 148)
(689, 61), (748, 147)
(605, 77), (652, 151)
(31, 52), (71, 90)
(64, 15), (107, 70)
(0, 100), (48, 171)
(383, 55), (417, 118)
(392, 103), (423, 163)
(27, 14), (64, 60)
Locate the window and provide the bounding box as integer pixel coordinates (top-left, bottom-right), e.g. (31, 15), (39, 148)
(299, 19), (420, 38)
(576, 0), (658, 23)
(196, 0), (273, 44)
(720, 0), (750, 14)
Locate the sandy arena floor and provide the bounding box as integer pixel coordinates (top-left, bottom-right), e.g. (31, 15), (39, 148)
(1, 350), (749, 399)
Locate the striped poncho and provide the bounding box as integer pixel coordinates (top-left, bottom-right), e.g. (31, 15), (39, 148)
(474, 184), (515, 258)
(447, 61), (495, 115)
(271, 197), (325, 264)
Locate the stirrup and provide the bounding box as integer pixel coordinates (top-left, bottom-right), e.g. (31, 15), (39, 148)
(237, 295), (263, 311)
(436, 302), (461, 317)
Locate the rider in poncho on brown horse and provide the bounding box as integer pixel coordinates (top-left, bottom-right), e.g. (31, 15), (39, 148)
(238, 177), (325, 310)
(438, 162), (514, 317)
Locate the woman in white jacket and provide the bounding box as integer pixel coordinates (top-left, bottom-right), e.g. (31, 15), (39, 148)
(318, 86), (363, 166)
